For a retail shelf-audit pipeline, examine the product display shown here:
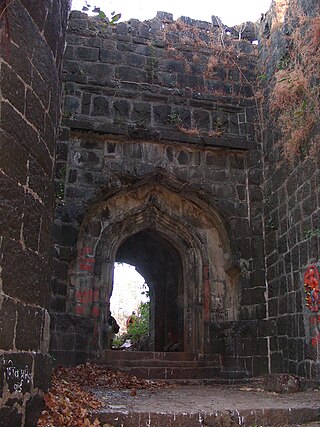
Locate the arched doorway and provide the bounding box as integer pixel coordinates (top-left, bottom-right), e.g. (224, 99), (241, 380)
(115, 230), (184, 352)
(67, 182), (239, 357)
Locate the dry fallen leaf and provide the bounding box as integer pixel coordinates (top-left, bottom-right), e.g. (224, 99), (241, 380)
(37, 362), (172, 427)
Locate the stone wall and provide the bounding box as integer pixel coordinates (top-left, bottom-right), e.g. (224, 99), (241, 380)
(0, 1), (69, 425)
(259, 0), (320, 378)
(51, 11), (268, 375)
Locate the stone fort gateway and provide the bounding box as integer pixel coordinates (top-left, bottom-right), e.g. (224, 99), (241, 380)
(0, 0), (319, 425)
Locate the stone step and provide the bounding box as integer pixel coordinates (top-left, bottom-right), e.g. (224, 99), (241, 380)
(156, 377), (254, 386)
(102, 350), (199, 361)
(92, 407), (320, 427)
(106, 365), (221, 379)
(99, 359), (221, 368)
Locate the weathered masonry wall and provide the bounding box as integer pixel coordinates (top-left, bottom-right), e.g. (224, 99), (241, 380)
(51, 11), (268, 375)
(259, 0), (320, 378)
(0, 1), (69, 425)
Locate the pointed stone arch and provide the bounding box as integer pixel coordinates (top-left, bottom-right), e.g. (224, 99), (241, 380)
(67, 181), (241, 355)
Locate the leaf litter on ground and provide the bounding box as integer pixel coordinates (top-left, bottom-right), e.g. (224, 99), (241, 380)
(38, 363), (173, 426)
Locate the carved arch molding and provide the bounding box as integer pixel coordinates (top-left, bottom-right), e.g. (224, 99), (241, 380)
(68, 183), (241, 354)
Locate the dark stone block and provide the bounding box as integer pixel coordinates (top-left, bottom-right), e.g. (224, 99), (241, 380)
(156, 11), (173, 22)
(0, 130), (29, 184)
(24, 394), (45, 427)
(0, 174), (25, 241)
(258, 319), (276, 337)
(51, 313), (74, 333)
(182, 74), (205, 89)
(153, 104), (171, 126)
(50, 295), (67, 313)
(1, 63), (26, 114)
(1, 102), (52, 175)
(237, 237), (251, 258)
(61, 333), (76, 351)
(251, 287), (266, 304)
(0, 353), (33, 394)
(64, 44), (74, 60)
(1, 238), (48, 306)
(51, 278), (68, 297)
(255, 303), (267, 319)
(116, 22), (129, 35)
(81, 92), (92, 115)
(253, 356), (269, 375)
(277, 316), (288, 336)
(115, 65), (147, 82)
(20, 0), (48, 32)
(166, 146), (174, 162)
(23, 194), (43, 252)
(16, 304), (43, 351)
(92, 96), (110, 116)
(205, 151), (228, 168)
(270, 335), (279, 352)
(43, 0), (60, 56)
(75, 334), (89, 350)
(132, 102), (151, 125)
(100, 48), (123, 63)
(7, 1), (38, 56)
(192, 110), (210, 130)
(157, 72), (176, 88)
(0, 406), (22, 427)
(58, 224), (79, 246)
(0, 298), (16, 350)
(76, 46), (99, 62)
(253, 337), (268, 356)
(49, 332), (60, 350)
(177, 150), (189, 165)
(56, 142), (69, 162)
(65, 186), (92, 200)
(54, 204), (85, 224)
(126, 53), (146, 68)
(84, 62), (115, 84)
(268, 298), (279, 317)
(65, 95), (81, 114)
(172, 107), (191, 128)
(113, 99), (131, 122)
(75, 316), (94, 334)
(138, 24), (151, 38)
(42, 114), (56, 157)
(68, 169), (78, 184)
(162, 60), (185, 74)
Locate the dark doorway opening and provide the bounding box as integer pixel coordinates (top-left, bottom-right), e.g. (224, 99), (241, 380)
(115, 229), (184, 352)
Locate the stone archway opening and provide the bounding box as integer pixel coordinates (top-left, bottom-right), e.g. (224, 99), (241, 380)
(110, 262), (150, 347)
(114, 229), (184, 352)
(65, 182), (240, 360)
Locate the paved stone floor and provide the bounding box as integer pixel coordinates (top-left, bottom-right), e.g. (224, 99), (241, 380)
(91, 384), (320, 426)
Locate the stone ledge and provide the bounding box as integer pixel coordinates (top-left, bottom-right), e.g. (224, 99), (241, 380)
(65, 117), (250, 150)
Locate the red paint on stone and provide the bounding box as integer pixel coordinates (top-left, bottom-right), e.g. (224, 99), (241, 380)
(304, 265), (320, 312)
(79, 247), (95, 272)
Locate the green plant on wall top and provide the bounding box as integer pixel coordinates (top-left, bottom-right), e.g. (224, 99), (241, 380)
(81, 1), (121, 25)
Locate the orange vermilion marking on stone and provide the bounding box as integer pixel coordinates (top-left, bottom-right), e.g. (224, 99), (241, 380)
(304, 265), (320, 312)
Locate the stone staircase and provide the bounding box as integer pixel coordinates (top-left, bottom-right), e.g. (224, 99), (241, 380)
(98, 350), (250, 384)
